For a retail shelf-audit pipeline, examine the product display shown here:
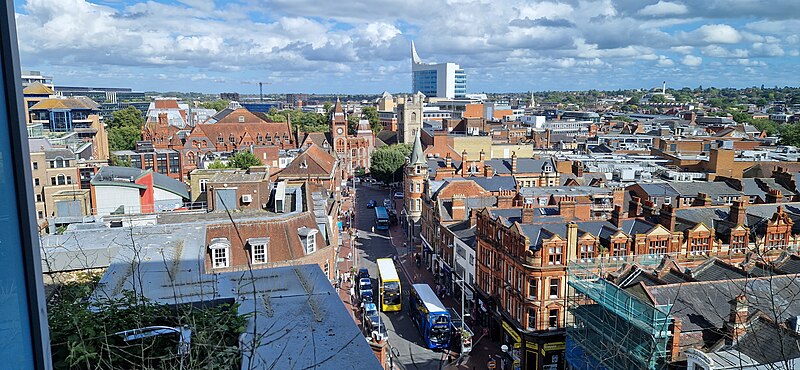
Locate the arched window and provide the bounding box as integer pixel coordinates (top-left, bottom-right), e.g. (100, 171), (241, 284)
(56, 174), (67, 185)
(187, 151), (196, 165)
(55, 157), (65, 168)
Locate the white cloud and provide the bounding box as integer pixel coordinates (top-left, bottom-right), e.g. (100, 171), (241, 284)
(752, 42), (785, 56)
(639, 1), (688, 17)
(701, 45), (749, 58)
(680, 24), (742, 45)
(670, 46), (694, 54)
(681, 55), (703, 66)
(656, 55), (675, 67)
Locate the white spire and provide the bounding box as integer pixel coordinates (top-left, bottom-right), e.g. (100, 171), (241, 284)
(411, 40), (422, 65)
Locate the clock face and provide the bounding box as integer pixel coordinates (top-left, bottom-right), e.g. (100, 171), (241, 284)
(337, 128), (343, 135)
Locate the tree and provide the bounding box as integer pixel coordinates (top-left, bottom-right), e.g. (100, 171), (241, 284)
(779, 123), (800, 146)
(348, 114), (359, 135)
(227, 151), (262, 170)
(651, 94), (667, 103)
(107, 106), (144, 129)
(108, 124), (142, 152)
(199, 100), (229, 111)
(107, 107), (144, 152)
(361, 106), (382, 133)
(208, 160), (229, 169)
(369, 143), (412, 184)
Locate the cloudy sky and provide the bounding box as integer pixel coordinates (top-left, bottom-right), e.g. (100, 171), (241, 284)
(13, 0), (800, 94)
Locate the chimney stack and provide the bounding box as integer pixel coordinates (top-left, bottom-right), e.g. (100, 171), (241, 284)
(729, 199), (747, 225)
(445, 152), (452, 168)
(726, 294), (748, 344)
(610, 205), (625, 228)
(659, 203), (676, 231)
(559, 196), (577, 220)
(522, 202), (535, 224)
(511, 151), (518, 174)
(451, 194), (466, 220)
(479, 149), (485, 167)
(483, 164), (493, 178)
(572, 161), (584, 177)
(766, 189), (784, 204)
(694, 192), (713, 207)
(629, 196), (642, 217)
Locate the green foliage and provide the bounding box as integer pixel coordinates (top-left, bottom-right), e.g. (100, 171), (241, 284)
(208, 160), (229, 169)
(650, 94), (667, 103)
(107, 107), (144, 152)
(48, 274), (246, 370)
(198, 100), (229, 111)
(360, 106), (382, 133)
(110, 155), (132, 167)
(779, 123), (800, 146)
(266, 108), (329, 133)
(731, 111), (778, 136)
(228, 151), (262, 170)
(369, 143), (412, 184)
(347, 114), (359, 135)
(109, 125), (142, 152)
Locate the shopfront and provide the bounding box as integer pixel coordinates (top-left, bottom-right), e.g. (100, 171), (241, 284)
(496, 313), (566, 370)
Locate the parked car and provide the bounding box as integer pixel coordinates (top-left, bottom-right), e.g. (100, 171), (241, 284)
(383, 199), (392, 208)
(366, 200), (377, 208)
(357, 268), (370, 280)
(358, 278), (373, 297)
(393, 191), (403, 199)
(365, 313), (388, 342)
(363, 302), (378, 320)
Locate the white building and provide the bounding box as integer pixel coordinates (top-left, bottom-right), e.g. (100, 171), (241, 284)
(411, 41), (466, 99)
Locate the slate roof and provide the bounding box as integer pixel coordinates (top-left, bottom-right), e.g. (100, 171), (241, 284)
(463, 176), (517, 192)
(645, 276), (800, 333)
(484, 157), (556, 174)
(447, 220), (476, 248)
(734, 316), (800, 366)
(688, 258), (749, 281)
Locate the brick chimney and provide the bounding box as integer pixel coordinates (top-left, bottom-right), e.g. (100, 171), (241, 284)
(668, 318), (682, 361)
(483, 164), (493, 178)
(479, 149), (485, 169)
(522, 203), (535, 224)
(610, 205), (626, 228)
(461, 150), (468, 177)
(693, 192), (713, 206)
(572, 161), (584, 177)
(629, 196), (642, 217)
(766, 189), (784, 203)
(559, 196), (577, 220)
(566, 222), (578, 262)
(469, 208), (478, 227)
(641, 199), (657, 218)
(445, 152), (452, 168)
(659, 203), (676, 231)
(497, 190), (515, 208)
(726, 294), (748, 344)
(369, 338), (388, 368)
(511, 151), (518, 174)
(451, 194), (466, 220)
(729, 200), (747, 225)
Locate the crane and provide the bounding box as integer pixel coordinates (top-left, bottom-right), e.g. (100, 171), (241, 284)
(240, 81), (273, 103)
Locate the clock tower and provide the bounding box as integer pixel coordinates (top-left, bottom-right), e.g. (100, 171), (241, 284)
(331, 98), (348, 155)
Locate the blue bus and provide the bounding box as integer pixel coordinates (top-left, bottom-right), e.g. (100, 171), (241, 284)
(408, 283), (451, 349)
(375, 206), (390, 230)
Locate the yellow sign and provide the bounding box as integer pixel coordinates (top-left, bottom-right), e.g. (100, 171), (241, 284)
(526, 341), (538, 350)
(543, 341), (566, 351)
(502, 321), (522, 343)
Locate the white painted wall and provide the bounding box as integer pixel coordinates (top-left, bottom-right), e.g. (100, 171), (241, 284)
(94, 186), (140, 216)
(153, 188), (184, 212)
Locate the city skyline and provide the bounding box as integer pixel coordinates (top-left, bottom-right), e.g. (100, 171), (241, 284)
(14, 0), (800, 94)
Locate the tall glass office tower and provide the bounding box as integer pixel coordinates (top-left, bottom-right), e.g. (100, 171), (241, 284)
(411, 41), (466, 99)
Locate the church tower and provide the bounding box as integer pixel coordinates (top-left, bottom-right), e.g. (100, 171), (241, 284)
(397, 92), (424, 145)
(404, 130), (427, 244)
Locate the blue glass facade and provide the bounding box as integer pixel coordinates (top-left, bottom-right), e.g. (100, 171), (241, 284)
(412, 70), (437, 97)
(454, 69), (467, 98)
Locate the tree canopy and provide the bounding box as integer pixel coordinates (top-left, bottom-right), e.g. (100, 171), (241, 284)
(265, 108), (329, 133)
(198, 100), (229, 111)
(369, 143), (412, 184)
(107, 107), (144, 152)
(227, 151), (262, 170)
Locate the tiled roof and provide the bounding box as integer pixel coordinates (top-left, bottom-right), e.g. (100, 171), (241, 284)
(30, 96), (99, 110)
(277, 144), (336, 178)
(23, 81), (54, 95)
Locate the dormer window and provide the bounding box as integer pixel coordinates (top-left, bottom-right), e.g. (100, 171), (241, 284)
(297, 227), (319, 254)
(209, 237), (231, 268)
(544, 164), (553, 172)
(248, 237), (269, 264)
(238, 115), (245, 123)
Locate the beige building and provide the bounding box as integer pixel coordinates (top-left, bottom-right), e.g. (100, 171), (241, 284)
(29, 140), (85, 227)
(188, 168), (243, 203)
(396, 92), (424, 145)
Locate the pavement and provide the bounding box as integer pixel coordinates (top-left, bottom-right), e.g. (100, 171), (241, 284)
(334, 181), (502, 370)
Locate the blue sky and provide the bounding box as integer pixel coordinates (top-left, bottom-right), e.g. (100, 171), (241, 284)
(13, 0), (800, 94)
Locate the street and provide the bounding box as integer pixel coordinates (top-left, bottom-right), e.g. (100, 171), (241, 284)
(352, 182), (449, 370)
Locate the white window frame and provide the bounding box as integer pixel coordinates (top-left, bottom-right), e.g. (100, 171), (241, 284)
(252, 242), (266, 264)
(199, 179), (208, 192)
(212, 246), (229, 268)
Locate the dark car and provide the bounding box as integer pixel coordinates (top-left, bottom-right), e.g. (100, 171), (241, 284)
(383, 199), (392, 208)
(366, 200), (377, 208)
(357, 268), (370, 280)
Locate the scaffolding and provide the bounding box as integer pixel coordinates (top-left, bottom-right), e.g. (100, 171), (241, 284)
(565, 262), (673, 370)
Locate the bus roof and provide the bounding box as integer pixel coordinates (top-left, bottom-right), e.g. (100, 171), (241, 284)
(376, 258), (400, 282)
(412, 284), (447, 314)
(375, 206), (389, 219)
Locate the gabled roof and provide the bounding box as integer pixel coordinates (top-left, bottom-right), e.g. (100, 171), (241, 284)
(23, 81), (54, 95)
(276, 144), (337, 178)
(91, 166), (189, 199)
(30, 96), (99, 110)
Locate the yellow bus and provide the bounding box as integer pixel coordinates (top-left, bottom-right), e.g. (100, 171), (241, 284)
(376, 258), (402, 312)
